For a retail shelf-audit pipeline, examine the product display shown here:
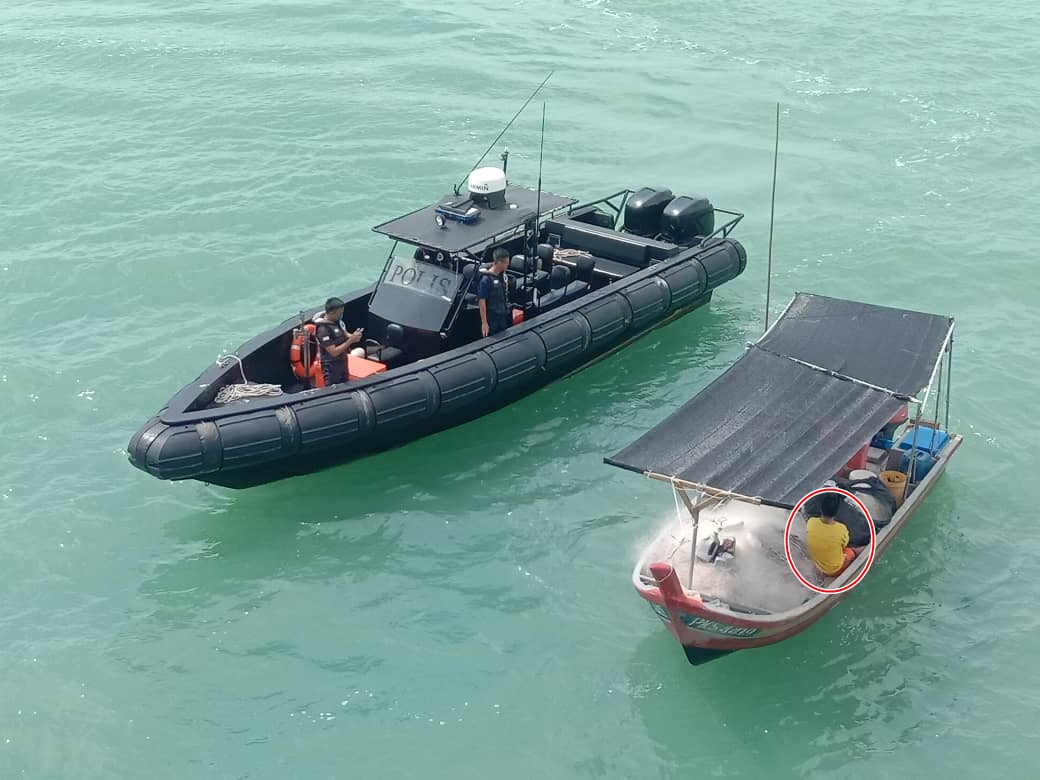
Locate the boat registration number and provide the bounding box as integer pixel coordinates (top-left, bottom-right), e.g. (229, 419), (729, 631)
(650, 603), (759, 637)
(678, 614), (759, 638)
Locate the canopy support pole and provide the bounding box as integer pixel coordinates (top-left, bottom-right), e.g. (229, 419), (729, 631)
(645, 471), (765, 507)
(906, 400), (924, 486)
(944, 338), (953, 433)
(934, 349), (943, 432)
(764, 101), (780, 333)
(671, 484), (724, 590)
(688, 501), (701, 590)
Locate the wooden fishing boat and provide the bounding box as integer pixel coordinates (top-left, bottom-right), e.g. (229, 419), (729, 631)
(604, 292), (961, 665)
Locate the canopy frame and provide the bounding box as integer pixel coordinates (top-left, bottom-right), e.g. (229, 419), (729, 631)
(606, 292), (956, 508)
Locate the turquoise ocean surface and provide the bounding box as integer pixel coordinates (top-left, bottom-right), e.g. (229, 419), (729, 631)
(2, 1), (1039, 777)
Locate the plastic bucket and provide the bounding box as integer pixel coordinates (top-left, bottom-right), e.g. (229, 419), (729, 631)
(880, 470), (907, 508)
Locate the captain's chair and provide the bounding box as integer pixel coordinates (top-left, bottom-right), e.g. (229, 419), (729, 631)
(572, 256), (595, 289)
(511, 254), (548, 306)
(367, 322), (407, 368)
(536, 243), (555, 273)
(535, 265), (572, 311)
(536, 259), (594, 311)
(461, 262), (479, 307)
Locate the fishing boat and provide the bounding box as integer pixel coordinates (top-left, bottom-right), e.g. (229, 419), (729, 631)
(127, 153), (748, 488)
(604, 292), (961, 665)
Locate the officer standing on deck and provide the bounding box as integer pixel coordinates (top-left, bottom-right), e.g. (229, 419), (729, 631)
(478, 247), (511, 337)
(315, 297), (363, 386)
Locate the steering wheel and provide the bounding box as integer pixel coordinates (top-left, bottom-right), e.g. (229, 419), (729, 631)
(362, 338), (382, 358)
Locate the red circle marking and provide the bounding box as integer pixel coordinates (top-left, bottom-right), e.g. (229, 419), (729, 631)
(784, 487), (876, 595)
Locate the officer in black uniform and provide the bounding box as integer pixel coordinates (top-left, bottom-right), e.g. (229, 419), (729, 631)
(315, 297), (363, 386)
(478, 247), (511, 337)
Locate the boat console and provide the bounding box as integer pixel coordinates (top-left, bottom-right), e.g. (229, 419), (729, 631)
(333, 178), (747, 369)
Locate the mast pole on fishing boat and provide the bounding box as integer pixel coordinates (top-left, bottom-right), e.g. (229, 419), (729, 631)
(764, 101), (780, 332)
(684, 491), (725, 589)
(944, 337), (953, 432)
(665, 479), (727, 589)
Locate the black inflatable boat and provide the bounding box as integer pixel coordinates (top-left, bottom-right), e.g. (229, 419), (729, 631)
(128, 166), (748, 488)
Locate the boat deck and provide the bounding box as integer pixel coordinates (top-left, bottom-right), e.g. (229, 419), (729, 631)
(635, 452), (907, 615)
(638, 500), (821, 614)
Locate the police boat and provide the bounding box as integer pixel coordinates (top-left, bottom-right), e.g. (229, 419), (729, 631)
(127, 157), (748, 489)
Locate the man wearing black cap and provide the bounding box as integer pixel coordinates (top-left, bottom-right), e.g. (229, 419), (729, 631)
(315, 297), (363, 386)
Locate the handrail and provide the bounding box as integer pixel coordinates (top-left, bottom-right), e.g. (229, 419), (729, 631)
(708, 208), (745, 240)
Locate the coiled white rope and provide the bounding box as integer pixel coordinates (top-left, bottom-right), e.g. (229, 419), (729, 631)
(213, 354), (284, 404)
(552, 247), (594, 260)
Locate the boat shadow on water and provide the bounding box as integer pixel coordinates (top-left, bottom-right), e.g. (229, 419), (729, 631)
(626, 482), (963, 770)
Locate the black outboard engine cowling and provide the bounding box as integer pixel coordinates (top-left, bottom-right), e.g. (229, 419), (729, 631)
(660, 196), (715, 244)
(624, 187), (673, 237)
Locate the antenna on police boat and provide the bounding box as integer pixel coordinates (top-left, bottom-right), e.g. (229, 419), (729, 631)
(535, 102), (546, 224)
(764, 101), (780, 333)
(526, 101), (548, 291)
(453, 70), (554, 196)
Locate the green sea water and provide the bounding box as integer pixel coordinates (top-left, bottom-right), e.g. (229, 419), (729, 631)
(2, 1), (1039, 777)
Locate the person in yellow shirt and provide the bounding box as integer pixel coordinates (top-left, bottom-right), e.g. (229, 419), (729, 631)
(805, 492), (867, 577)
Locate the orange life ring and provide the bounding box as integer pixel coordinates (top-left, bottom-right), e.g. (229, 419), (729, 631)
(289, 323), (326, 387)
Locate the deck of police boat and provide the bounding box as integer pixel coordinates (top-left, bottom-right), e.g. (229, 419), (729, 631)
(127, 167), (748, 488)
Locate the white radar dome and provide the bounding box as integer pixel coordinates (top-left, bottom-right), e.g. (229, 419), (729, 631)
(468, 166), (507, 197)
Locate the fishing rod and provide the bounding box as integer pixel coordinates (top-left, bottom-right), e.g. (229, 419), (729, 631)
(764, 101), (780, 332)
(453, 70), (555, 196)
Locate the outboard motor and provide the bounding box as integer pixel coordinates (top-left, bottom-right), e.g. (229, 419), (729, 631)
(660, 195), (715, 244)
(623, 187), (673, 237)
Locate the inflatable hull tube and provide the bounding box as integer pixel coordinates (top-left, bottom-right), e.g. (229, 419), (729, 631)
(128, 237), (747, 488)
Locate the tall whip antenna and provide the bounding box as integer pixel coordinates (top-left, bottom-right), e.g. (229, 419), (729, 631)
(454, 71), (554, 195)
(535, 102), (546, 222)
(525, 101), (548, 291)
(764, 101), (780, 332)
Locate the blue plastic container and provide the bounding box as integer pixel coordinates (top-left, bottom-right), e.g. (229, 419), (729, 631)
(897, 426), (949, 455)
(901, 450), (938, 481)
(871, 434), (895, 450)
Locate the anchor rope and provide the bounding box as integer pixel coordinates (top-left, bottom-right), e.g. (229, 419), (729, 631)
(213, 354), (284, 404)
